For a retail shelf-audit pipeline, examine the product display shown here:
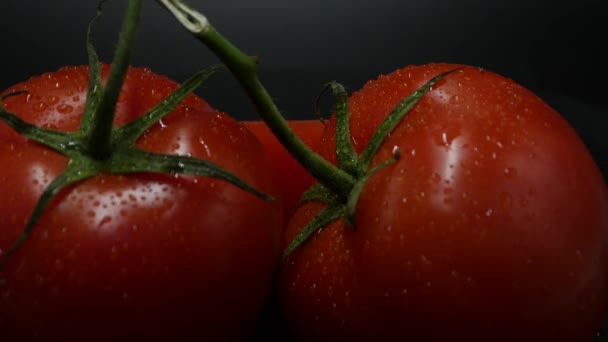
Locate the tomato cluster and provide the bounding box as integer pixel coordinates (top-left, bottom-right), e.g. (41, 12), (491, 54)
(1, 1), (607, 341)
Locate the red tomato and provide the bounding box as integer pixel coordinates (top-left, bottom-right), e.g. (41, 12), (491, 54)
(0, 64), (282, 340)
(279, 63), (608, 340)
(242, 120), (325, 225)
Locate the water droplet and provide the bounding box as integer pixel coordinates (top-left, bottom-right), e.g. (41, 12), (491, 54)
(48, 96), (59, 105)
(504, 167), (518, 178)
(57, 104), (73, 114)
(34, 102), (48, 112)
(485, 208), (493, 217)
(100, 216), (112, 226)
(431, 173), (441, 183)
(449, 94), (465, 104)
(420, 255), (431, 265)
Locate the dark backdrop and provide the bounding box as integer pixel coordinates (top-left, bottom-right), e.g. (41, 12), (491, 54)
(0, 0), (606, 180)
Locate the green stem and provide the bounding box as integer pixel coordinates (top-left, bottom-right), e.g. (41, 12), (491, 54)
(156, 0), (356, 198)
(86, 0), (143, 160)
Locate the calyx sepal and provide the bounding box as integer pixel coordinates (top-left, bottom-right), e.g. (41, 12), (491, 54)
(0, 0), (270, 281)
(282, 69), (458, 262)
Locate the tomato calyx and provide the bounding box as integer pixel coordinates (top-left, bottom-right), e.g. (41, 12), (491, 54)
(280, 73), (452, 261)
(0, 0), (270, 282)
(157, 0), (459, 261)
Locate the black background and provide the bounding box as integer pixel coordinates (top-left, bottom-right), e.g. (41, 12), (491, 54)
(0, 0), (606, 181)
(1, 0), (608, 339)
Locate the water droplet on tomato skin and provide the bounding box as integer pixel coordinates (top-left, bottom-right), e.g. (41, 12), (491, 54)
(33, 102), (48, 112)
(420, 255), (432, 266)
(56, 104), (73, 114)
(42, 122), (59, 130)
(449, 94), (465, 104)
(503, 167), (518, 178)
(42, 96), (59, 108)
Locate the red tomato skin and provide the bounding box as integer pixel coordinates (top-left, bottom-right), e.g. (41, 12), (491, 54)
(0, 65), (282, 340)
(279, 63), (608, 340)
(241, 120), (324, 225)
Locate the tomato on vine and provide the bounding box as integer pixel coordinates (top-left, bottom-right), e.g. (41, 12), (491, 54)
(0, 1), (281, 340)
(279, 63), (608, 340)
(159, 1), (608, 340)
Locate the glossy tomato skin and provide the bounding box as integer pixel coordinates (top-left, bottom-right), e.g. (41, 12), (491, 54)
(242, 120), (324, 226)
(0, 65), (282, 340)
(279, 63), (608, 340)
